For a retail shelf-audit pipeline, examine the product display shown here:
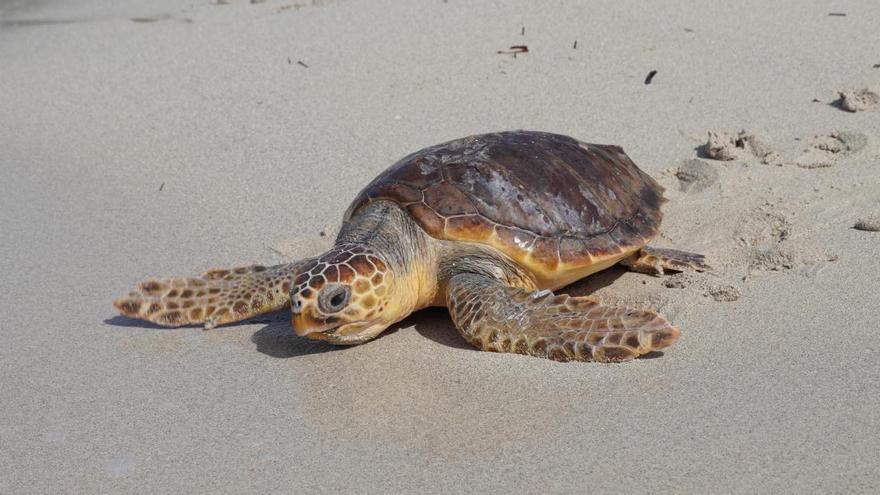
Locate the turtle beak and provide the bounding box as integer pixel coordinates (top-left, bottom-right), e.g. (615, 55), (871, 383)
(290, 295), (388, 344)
(292, 310), (388, 346)
(291, 306), (337, 338)
(291, 311), (313, 337)
(321, 320), (389, 345)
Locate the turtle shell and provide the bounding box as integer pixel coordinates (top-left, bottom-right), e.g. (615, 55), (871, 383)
(344, 131), (665, 285)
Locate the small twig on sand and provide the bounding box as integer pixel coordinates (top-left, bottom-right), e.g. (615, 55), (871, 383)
(644, 70), (657, 85)
(297, 60), (309, 68)
(497, 45), (528, 57)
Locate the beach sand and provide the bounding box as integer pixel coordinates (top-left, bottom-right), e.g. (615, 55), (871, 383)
(1, 0), (879, 492)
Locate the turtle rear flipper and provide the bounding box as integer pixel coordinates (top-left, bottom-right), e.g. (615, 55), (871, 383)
(446, 273), (680, 362)
(113, 262), (301, 329)
(621, 246), (711, 275)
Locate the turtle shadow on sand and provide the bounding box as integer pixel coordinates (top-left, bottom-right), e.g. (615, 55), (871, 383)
(251, 308), (474, 359)
(693, 143), (714, 160)
(108, 312), (340, 357)
(250, 316), (338, 358)
(105, 315), (183, 330)
(409, 308), (474, 351)
(109, 308), (491, 357)
(565, 265), (627, 297)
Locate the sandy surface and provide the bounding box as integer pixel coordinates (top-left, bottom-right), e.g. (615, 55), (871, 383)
(2, 0), (879, 493)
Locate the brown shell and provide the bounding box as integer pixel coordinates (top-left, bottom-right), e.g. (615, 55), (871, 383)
(343, 131), (665, 282)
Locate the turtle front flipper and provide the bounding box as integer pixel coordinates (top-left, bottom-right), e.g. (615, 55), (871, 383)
(620, 246), (711, 275)
(113, 262), (305, 329)
(446, 273), (680, 362)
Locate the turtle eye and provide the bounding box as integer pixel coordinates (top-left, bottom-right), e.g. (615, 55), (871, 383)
(318, 284), (351, 314)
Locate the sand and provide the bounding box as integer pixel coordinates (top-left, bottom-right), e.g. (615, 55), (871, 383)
(837, 87), (880, 113)
(2, 0), (880, 493)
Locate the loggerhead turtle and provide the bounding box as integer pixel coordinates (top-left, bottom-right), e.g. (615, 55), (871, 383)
(114, 131), (708, 362)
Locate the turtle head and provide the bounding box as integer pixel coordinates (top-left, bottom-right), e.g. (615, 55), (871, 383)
(289, 245), (397, 345)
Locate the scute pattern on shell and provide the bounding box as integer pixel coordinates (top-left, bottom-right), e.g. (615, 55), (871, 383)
(344, 131), (665, 274)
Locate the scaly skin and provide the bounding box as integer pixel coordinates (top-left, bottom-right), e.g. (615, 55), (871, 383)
(446, 272), (680, 362)
(288, 243), (399, 344)
(620, 246), (711, 275)
(113, 244), (400, 341)
(114, 262), (304, 329)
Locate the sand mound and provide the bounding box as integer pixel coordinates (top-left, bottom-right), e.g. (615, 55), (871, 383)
(704, 130), (782, 165)
(854, 215), (880, 232)
(704, 129), (869, 169)
(836, 87), (879, 112)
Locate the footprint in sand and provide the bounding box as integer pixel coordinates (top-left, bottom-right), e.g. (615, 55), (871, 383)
(735, 207), (795, 272)
(733, 204), (836, 276)
(792, 131), (869, 169)
(675, 159), (720, 192)
(662, 272), (741, 302)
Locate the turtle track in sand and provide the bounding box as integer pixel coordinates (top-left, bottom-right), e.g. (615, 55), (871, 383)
(635, 125), (877, 313)
(792, 131), (869, 169)
(691, 128), (865, 278)
(701, 129), (870, 169)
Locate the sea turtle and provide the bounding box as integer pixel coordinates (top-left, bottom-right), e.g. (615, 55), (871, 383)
(114, 131), (709, 362)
